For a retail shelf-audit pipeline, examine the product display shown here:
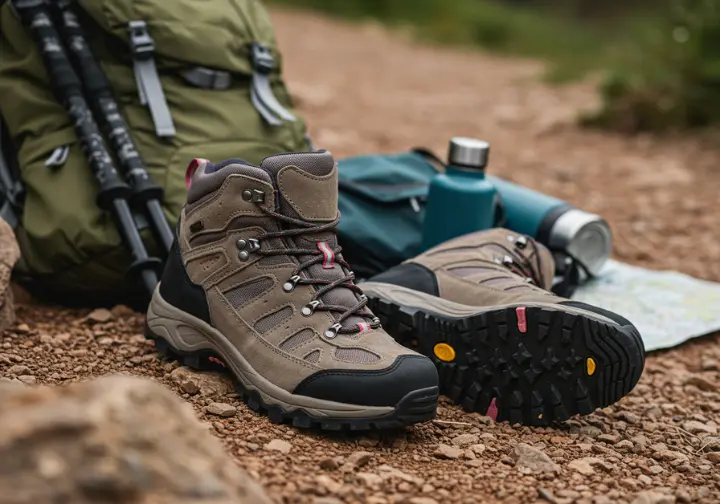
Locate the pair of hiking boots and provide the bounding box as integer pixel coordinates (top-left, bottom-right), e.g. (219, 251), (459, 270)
(145, 151), (645, 429)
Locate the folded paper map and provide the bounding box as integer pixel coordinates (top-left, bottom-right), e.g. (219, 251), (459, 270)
(572, 260), (720, 352)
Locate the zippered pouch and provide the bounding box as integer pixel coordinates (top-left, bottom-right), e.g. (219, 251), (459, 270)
(336, 151), (438, 278)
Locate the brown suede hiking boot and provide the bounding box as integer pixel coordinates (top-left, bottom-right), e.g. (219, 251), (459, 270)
(145, 151), (438, 430)
(362, 228), (645, 426)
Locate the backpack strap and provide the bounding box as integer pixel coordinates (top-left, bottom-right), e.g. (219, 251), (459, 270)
(182, 67), (232, 90)
(128, 20), (176, 137)
(249, 42), (296, 125)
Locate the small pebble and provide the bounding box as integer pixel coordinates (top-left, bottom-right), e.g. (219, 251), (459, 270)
(347, 451), (372, 468)
(682, 420), (717, 435)
(451, 433), (479, 447)
(87, 308), (113, 323)
(6, 365), (31, 376)
(319, 458), (339, 471)
(264, 439), (292, 454)
(684, 375), (718, 391)
(205, 402), (236, 417)
(433, 444), (461, 460)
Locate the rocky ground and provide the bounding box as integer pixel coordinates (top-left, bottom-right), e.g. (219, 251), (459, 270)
(1, 7), (720, 504)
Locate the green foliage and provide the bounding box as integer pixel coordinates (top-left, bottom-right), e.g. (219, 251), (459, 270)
(272, 0), (720, 130)
(588, 0), (720, 131)
(270, 0), (618, 81)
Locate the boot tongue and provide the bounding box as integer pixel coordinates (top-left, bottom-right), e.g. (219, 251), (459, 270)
(260, 150), (338, 221)
(260, 151), (369, 332)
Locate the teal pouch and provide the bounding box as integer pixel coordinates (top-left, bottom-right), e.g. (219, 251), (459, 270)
(336, 151), (438, 278)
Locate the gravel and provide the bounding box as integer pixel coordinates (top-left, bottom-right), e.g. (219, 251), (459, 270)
(6, 304), (718, 503)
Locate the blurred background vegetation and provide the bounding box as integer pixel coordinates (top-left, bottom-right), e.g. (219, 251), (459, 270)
(270, 0), (720, 133)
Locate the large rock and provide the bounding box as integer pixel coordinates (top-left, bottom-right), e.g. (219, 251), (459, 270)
(0, 375), (272, 504)
(0, 217), (20, 331)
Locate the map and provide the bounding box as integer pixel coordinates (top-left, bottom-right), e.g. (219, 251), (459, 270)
(572, 260), (720, 352)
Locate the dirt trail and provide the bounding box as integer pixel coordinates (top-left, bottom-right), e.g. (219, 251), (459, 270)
(277, 9), (720, 283)
(3, 8), (720, 504)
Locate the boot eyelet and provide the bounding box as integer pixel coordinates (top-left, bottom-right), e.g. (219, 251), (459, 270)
(237, 238), (261, 251)
(242, 189), (265, 203)
(283, 275), (301, 292)
(515, 236), (528, 249)
(371, 317), (381, 325)
(301, 300), (321, 317)
(324, 323), (342, 339)
(238, 250), (250, 261)
(247, 238), (261, 251)
(501, 255), (514, 266)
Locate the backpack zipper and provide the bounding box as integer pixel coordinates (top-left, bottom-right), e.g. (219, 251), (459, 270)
(338, 179), (428, 213)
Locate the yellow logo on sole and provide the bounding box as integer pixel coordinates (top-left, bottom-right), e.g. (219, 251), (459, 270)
(433, 343), (456, 362)
(586, 357), (596, 376)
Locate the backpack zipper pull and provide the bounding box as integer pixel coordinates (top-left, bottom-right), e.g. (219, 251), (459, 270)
(409, 196), (421, 213)
(250, 42), (296, 126)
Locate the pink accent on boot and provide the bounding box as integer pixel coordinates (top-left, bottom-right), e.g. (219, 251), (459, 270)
(486, 397), (498, 421)
(317, 241), (335, 269)
(185, 158), (208, 189)
(208, 356), (225, 368)
(357, 322), (371, 333)
(516, 306), (527, 333)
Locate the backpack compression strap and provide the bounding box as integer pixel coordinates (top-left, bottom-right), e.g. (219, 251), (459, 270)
(128, 20), (176, 138)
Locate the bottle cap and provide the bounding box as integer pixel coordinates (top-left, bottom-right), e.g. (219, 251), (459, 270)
(548, 209), (612, 276)
(448, 137), (490, 169)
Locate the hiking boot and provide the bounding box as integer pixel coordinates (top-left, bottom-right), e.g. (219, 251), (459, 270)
(145, 151), (439, 430)
(362, 228), (645, 426)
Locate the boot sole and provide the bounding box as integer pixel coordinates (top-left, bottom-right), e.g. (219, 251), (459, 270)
(145, 287), (438, 431)
(362, 282), (645, 426)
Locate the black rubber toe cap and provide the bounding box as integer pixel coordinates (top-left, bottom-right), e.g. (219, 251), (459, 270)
(292, 355), (439, 407)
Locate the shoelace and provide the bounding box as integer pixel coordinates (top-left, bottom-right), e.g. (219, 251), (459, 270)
(253, 204), (380, 339)
(489, 235), (547, 288)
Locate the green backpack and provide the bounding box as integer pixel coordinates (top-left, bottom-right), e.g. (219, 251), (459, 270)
(0, 0), (308, 303)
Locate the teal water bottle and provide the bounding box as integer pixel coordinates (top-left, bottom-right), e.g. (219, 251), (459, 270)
(421, 138), (497, 250)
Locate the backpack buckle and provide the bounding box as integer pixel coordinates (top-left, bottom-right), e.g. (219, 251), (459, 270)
(129, 20), (155, 60)
(251, 42), (275, 74)
(182, 67), (232, 90)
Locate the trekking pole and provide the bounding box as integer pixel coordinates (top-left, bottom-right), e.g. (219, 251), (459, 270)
(12, 0), (162, 295)
(0, 148), (20, 230)
(53, 0), (174, 255)
(0, 119), (22, 229)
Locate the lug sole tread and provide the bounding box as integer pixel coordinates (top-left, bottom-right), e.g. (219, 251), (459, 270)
(367, 295), (645, 426)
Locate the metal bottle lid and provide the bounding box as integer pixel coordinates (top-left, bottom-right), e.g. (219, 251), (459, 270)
(448, 137), (490, 169)
(548, 209), (612, 276)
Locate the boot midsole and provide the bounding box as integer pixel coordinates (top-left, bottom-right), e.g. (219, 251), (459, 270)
(360, 282), (618, 326)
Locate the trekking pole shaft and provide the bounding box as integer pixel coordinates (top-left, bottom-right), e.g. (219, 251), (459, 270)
(96, 96), (174, 252)
(0, 153), (18, 229)
(55, 4), (174, 255)
(15, 1), (161, 295)
(112, 199), (161, 294)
